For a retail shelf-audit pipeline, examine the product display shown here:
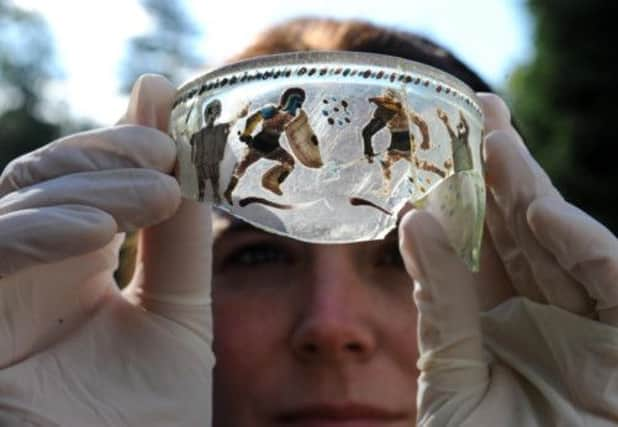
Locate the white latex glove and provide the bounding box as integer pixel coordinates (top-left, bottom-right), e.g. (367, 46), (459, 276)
(0, 75), (214, 426)
(399, 93), (618, 426)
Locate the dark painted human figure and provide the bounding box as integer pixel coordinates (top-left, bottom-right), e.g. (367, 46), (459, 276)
(362, 89), (431, 186)
(224, 88), (307, 204)
(190, 100), (229, 202)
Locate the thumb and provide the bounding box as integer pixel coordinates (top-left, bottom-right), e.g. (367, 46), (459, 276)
(122, 74), (213, 341)
(399, 210), (488, 423)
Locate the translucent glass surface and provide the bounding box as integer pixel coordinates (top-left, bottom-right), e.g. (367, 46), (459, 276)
(170, 51), (485, 270)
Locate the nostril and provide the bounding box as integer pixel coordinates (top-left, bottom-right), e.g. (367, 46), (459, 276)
(345, 342), (363, 352)
(300, 341), (364, 355)
(303, 343), (318, 354)
(292, 317), (376, 360)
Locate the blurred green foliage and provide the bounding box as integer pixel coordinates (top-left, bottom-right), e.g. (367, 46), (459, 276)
(0, 0), (63, 171)
(509, 0), (618, 234)
(0, 0), (202, 173)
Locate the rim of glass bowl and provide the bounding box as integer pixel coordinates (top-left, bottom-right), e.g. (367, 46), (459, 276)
(172, 50), (483, 119)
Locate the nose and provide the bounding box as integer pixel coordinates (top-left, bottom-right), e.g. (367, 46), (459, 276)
(291, 245), (377, 363)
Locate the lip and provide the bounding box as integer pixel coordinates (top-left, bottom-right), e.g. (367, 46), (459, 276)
(275, 403), (408, 426)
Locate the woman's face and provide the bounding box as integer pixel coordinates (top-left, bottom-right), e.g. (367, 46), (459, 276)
(211, 214), (419, 426)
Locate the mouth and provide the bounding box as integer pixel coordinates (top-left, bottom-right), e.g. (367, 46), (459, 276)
(274, 403), (409, 426)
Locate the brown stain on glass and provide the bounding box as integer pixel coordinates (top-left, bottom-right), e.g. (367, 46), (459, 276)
(239, 197), (294, 209)
(349, 197), (392, 216)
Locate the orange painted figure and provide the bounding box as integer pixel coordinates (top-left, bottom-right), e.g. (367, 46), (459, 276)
(223, 88), (310, 205)
(362, 89), (432, 188)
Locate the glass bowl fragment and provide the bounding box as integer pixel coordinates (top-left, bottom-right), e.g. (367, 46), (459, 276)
(170, 51), (485, 270)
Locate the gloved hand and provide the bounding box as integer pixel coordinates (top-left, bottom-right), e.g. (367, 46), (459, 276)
(0, 75), (215, 426)
(399, 93), (618, 426)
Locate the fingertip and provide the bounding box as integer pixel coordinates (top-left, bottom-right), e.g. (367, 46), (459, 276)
(399, 209), (449, 282)
(166, 174), (183, 216)
(135, 73), (175, 89)
(484, 128), (521, 150)
(398, 210), (422, 281)
(526, 196), (554, 246)
(476, 92), (508, 109)
(150, 173), (183, 224)
(0, 205), (120, 276)
(400, 208), (439, 240)
(483, 128), (530, 190)
(476, 92), (511, 132)
(526, 196), (591, 262)
(107, 125), (177, 174)
(132, 74), (176, 104)
(483, 129), (506, 167)
(126, 74), (177, 131)
(66, 205), (120, 250)
(526, 195), (552, 225)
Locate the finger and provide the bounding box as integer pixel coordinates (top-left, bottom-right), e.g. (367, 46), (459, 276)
(528, 197), (617, 324)
(399, 210), (488, 418)
(477, 93), (532, 294)
(0, 205), (116, 276)
(122, 74), (214, 341)
(484, 129), (592, 314)
(0, 124), (176, 197)
(476, 92), (511, 132)
(117, 73), (176, 131)
(485, 185), (547, 303)
(0, 169), (181, 233)
(0, 235), (123, 368)
(473, 221), (516, 311)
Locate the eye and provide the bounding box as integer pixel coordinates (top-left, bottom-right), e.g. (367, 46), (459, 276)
(376, 240), (405, 269)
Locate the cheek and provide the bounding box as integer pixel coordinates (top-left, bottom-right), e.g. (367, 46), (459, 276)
(370, 280), (420, 372)
(212, 288), (293, 424)
(214, 293), (281, 365)
(388, 310), (420, 374)
(212, 288), (292, 390)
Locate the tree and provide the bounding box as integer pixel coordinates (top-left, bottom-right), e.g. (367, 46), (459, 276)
(509, 0), (618, 233)
(119, 0), (203, 93)
(0, 0), (62, 171)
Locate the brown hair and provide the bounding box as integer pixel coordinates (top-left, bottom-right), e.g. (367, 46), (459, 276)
(228, 17), (492, 92)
